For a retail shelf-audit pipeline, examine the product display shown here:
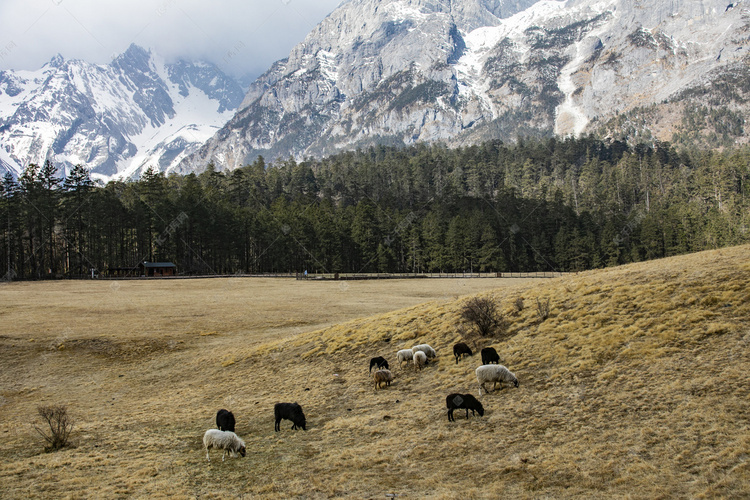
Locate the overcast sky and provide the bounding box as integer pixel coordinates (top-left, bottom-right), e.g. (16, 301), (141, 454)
(0, 0), (343, 81)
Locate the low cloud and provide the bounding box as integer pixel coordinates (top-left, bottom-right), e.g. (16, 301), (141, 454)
(0, 0), (341, 80)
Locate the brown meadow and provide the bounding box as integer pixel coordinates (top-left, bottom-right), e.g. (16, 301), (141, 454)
(0, 246), (749, 498)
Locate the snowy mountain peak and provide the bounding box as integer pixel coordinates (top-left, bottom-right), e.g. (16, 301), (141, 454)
(46, 53), (65, 69)
(0, 44), (244, 181)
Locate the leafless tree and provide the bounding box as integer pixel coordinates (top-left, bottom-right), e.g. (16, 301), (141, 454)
(460, 296), (506, 337)
(34, 405), (74, 451)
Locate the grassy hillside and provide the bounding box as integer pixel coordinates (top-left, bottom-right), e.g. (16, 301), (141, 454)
(1, 247), (749, 498)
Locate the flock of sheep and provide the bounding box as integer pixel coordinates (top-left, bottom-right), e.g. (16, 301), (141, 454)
(202, 340), (518, 462)
(371, 342), (519, 404)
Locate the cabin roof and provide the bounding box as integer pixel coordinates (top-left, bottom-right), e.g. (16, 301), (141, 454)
(141, 262), (176, 268)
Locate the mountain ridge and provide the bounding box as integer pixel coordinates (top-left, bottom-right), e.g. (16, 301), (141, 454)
(0, 44), (244, 181)
(179, 0), (750, 172)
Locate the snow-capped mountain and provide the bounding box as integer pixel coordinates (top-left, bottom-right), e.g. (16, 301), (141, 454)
(0, 44), (244, 181)
(181, 0), (750, 172)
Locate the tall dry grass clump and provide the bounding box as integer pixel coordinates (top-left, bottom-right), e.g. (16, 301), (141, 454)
(535, 296), (551, 321)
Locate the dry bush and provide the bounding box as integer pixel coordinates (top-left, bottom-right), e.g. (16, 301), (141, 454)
(34, 405), (74, 451)
(513, 297), (525, 314)
(536, 297), (551, 322)
(460, 295), (506, 337)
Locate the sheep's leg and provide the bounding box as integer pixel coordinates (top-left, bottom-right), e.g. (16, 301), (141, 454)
(465, 408), (469, 419)
(206, 449), (211, 462)
(222, 450), (226, 462)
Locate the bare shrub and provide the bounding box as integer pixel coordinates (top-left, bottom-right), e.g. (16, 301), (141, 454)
(460, 296), (506, 337)
(513, 297), (525, 314)
(536, 297), (551, 322)
(34, 405), (74, 451)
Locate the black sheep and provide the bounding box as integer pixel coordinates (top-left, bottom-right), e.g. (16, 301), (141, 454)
(216, 409), (236, 432)
(446, 393), (485, 422)
(453, 342), (473, 364)
(369, 356), (389, 372)
(274, 402), (307, 431)
(481, 346), (500, 365)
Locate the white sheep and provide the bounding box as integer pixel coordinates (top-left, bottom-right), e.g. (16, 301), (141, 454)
(413, 350), (427, 371)
(203, 429), (246, 462)
(412, 344), (436, 359)
(475, 364), (519, 396)
(396, 348), (414, 368)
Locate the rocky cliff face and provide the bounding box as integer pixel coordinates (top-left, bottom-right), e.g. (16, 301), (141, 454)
(181, 0), (750, 172)
(0, 45), (244, 180)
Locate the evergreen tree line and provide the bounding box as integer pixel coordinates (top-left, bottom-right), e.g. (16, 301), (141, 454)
(1, 137), (748, 279)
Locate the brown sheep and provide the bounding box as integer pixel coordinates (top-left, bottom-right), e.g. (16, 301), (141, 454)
(373, 369), (393, 389)
(413, 350), (427, 371)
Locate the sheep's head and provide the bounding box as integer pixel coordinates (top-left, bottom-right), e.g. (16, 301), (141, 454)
(299, 419), (307, 430)
(240, 446), (246, 457)
(513, 378), (519, 388)
(476, 405), (485, 417)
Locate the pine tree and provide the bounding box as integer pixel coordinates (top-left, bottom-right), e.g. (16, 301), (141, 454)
(1, 173), (19, 280)
(63, 165), (95, 276)
(351, 200), (379, 272)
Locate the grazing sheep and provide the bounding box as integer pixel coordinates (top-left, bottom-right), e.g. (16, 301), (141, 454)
(446, 393), (485, 422)
(481, 346), (500, 365)
(397, 349), (414, 368)
(413, 350), (427, 371)
(453, 342), (473, 364)
(369, 356), (389, 372)
(476, 364), (519, 396)
(274, 402), (307, 431)
(203, 429), (246, 462)
(373, 368), (394, 389)
(215, 409), (236, 432)
(412, 344), (436, 359)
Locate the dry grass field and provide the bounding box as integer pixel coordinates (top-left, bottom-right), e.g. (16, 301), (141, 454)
(1, 246), (749, 498)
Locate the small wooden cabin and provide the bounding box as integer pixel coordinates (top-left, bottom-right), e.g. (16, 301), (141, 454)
(139, 262), (177, 277)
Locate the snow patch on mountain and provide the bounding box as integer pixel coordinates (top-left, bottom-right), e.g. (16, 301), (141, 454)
(317, 51), (339, 83)
(0, 145), (22, 177)
(114, 86), (235, 182)
(554, 2), (616, 135)
(385, 1), (431, 23)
